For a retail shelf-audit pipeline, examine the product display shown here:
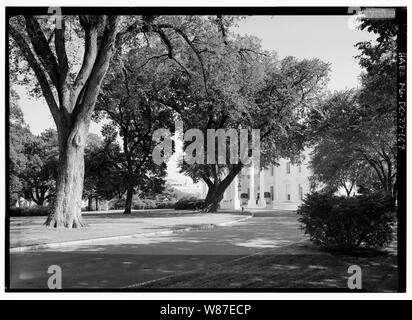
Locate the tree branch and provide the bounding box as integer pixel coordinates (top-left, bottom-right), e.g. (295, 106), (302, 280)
(24, 16), (59, 88)
(54, 17), (69, 92)
(9, 25), (61, 125)
(71, 15), (99, 107)
(72, 15), (120, 125)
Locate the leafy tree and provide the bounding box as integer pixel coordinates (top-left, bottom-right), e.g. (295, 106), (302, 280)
(21, 129), (59, 205)
(309, 132), (368, 197)
(83, 133), (140, 211)
(145, 27), (329, 211)
(10, 14), (236, 226)
(10, 14), (121, 227)
(308, 90), (396, 201)
(356, 17), (397, 84)
(357, 18), (397, 201)
(307, 18), (397, 205)
(9, 89), (31, 206)
(83, 133), (106, 211)
(93, 16), (246, 213)
(96, 53), (173, 214)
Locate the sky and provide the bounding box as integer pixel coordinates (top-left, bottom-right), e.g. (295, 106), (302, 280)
(14, 15), (377, 184)
(236, 15), (377, 91)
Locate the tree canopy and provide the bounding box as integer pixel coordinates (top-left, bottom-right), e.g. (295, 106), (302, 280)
(307, 18), (397, 203)
(142, 30), (329, 211)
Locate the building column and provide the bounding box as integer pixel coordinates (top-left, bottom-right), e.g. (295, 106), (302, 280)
(233, 174), (241, 210)
(201, 180), (207, 199)
(247, 164), (257, 208)
(272, 165), (277, 209)
(259, 168), (265, 208)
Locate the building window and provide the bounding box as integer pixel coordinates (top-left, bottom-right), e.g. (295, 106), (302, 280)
(286, 184), (291, 201)
(286, 162), (291, 174)
(270, 186), (274, 201)
(299, 184), (303, 200)
(271, 165), (274, 176)
(247, 188), (250, 199)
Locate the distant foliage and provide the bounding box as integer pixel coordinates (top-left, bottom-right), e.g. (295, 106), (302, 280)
(174, 197), (205, 210)
(107, 187), (203, 211)
(9, 90), (31, 206)
(10, 92), (58, 207)
(108, 198), (175, 210)
(297, 192), (396, 251)
(9, 206), (50, 217)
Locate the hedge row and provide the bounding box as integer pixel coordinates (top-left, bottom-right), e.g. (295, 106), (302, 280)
(9, 206), (50, 217)
(109, 198), (176, 210)
(174, 197), (205, 210)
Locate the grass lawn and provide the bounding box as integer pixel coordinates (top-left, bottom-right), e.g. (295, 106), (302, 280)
(141, 241), (398, 292)
(10, 210), (249, 248)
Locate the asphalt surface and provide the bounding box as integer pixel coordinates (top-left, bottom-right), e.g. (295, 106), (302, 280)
(9, 210), (305, 289)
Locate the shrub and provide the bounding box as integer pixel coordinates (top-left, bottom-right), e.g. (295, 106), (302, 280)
(155, 201), (176, 209)
(9, 205), (51, 217)
(297, 192), (396, 251)
(108, 198), (126, 210)
(108, 197), (177, 210)
(132, 199), (159, 210)
(174, 197), (205, 210)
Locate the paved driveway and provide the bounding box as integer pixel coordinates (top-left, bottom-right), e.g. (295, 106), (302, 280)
(9, 210), (306, 289)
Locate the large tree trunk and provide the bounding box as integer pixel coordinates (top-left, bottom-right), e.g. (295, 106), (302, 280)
(44, 126), (87, 228)
(202, 165), (243, 213)
(124, 184), (133, 214)
(203, 184), (225, 212)
(87, 196), (93, 211)
(95, 197), (99, 211)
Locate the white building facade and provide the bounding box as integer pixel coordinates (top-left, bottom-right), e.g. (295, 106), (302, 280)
(203, 155), (312, 210)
